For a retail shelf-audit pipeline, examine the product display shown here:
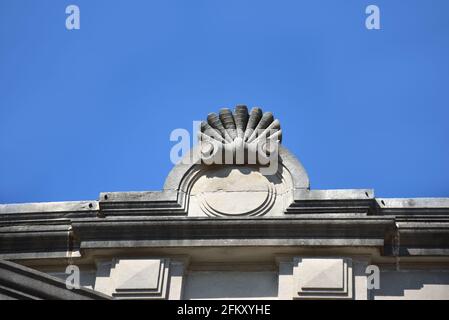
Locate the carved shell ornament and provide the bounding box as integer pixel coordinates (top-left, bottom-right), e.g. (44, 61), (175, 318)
(198, 105), (282, 165)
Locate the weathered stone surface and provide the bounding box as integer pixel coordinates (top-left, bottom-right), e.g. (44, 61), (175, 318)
(94, 258), (186, 299)
(190, 166), (280, 217)
(293, 257), (353, 299)
(199, 106), (282, 166)
(0, 260), (110, 300)
(184, 271), (278, 300)
(1, 107), (449, 300)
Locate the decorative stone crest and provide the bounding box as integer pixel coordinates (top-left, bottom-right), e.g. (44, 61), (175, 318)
(162, 105), (308, 218)
(198, 105), (282, 165)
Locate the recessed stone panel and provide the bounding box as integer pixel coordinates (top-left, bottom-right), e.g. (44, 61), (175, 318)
(190, 166), (278, 217)
(111, 258), (169, 299)
(293, 257), (353, 299)
(114, 259), (163, 292)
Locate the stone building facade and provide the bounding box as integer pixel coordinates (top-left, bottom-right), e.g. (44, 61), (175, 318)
(1, 107), (449, 300)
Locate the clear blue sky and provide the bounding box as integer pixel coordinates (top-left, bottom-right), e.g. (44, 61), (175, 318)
(1, 0), (448, 203)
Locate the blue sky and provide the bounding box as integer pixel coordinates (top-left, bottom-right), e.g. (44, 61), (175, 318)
(1, 0), (448, 203)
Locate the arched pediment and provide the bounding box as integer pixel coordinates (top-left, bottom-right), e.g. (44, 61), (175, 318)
(163, 106), (309, 217)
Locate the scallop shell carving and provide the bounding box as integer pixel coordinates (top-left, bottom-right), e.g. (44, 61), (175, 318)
(198, 105), (282, 164)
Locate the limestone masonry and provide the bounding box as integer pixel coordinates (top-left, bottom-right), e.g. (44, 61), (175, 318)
(1, 106), (449, 300)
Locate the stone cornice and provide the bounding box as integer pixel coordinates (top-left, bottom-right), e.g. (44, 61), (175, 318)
(1, 192), (449, 260)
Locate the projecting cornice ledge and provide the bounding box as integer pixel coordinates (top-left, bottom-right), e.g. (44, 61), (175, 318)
(1, 106), (448, 260)
(2, 193), (449, 259)
(70, 216), (395, 249)
(1, 193), (449, 259)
